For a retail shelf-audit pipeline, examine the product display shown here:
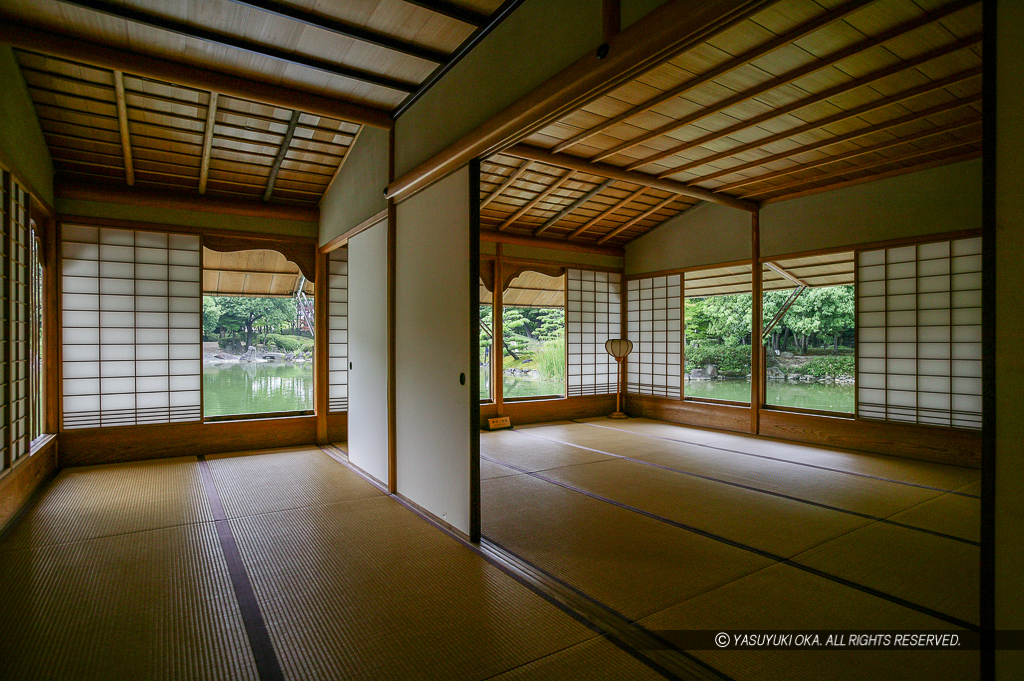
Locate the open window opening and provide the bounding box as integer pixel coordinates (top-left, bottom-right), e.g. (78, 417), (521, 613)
(762, 252), (856, 414)
(683, 265), (752, 404)
(202, 248), (314, 418)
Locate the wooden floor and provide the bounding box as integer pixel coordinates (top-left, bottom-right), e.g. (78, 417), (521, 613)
(481, 417), (981, 681)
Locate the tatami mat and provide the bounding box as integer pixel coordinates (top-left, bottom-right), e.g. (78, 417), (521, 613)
(483, 636), (666, 681)
(0, 456), (211, 553)
(482, 473), (773, 621)
(228, 495), (602, 681)
(206, 446), (384, 519)
(538, 457), (871, 557)
(639, 562), (978, 681)
(581, 418), (980, 491)
(0, 523), (258, 681)
(889, 492), (981, 544)
(482, 456), (522, 480)
(481, 429), (616, 472)
(792, 521), (980, 626)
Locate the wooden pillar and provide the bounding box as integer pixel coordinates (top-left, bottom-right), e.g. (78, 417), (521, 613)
(750, 210), (762, 435)
(386, 127), (398, 494)
(602, 0), (621, 43)
(314, 249), (329, 444)
(42, 211), (59, 436)
(2, 170), (12, 470)
(620, 272), (629, 413)
(493, 243), (504, 415)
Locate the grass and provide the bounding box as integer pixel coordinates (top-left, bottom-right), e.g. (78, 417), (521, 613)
(532, 337), (565, 381)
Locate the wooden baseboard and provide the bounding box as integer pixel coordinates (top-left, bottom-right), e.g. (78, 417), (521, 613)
(480, 394), (617, 426)
(0, 437), (58, 533)
(59, 416), (317, 466)
(325, 412), (348, 444)
(626, 394), (751, 434)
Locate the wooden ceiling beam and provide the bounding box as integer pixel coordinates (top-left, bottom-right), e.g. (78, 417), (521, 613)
(553, 0), (877, 154)
(385, 0), (780, 201)
(658, 69), (981, 179)
(567, 187), (648, 239)
(199, 93), (219, 195)
(480, 230), (625, 257)
(741, 136), (982, 198)
(533, 179), (615, 236)
(56, 0), (418, 93)
(481, 161), (533, 209)
(717, 117), (982, 193)
(497, 171), (577, 231)
(596, 195), (677, 244)
(263, 110), (301, 202)
(601, 0), (979, 165)
(505, 143), (758, 211)
(400, 1), (490, 27)
(633, 34), (981, 172)
(112, 71), (134, 186)
(691, 96), (982, 185)
(223, 0), (450, 64)
(0, 23), (393, 128)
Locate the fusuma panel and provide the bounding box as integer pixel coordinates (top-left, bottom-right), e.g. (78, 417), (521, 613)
(566, 269), (621, 397)
(61, 225), (202, 429)
(857, 237), (982, 429)
(626, 275), (681, 398)
(328, 248), (349, 412)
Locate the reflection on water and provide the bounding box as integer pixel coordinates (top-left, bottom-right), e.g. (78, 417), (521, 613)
(480, 368), (564, 399)
(203, 362), (314, 417)
(684, 379), (855, 413)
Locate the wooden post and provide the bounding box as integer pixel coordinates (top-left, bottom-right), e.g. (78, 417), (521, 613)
(43, 211), (59, 436)
(750, 210), (762, 435)
(386, 127), (398, 494)
(603, 0), (621, 43)
(620, 273), (629, 414)
(493, 243), (504, 415)
(314, 250), (329, 444)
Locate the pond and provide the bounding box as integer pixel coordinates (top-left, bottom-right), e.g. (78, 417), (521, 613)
(203, 362), (314, 417)
(480, 367), (564, 400)
(684, 379), (855, 413)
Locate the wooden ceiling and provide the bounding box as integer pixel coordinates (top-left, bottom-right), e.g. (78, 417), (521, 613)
(481, 0), (983, 248)
(1, 0), (512, 204)
(204, 247), (313, 296)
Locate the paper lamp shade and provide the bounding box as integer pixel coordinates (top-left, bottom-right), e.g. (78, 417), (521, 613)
(605, 339), (633, 359)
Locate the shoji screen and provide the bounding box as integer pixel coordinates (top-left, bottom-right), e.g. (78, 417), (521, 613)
(327, 247), (349, 412)
(61, 225), (202, 429)
(566, 269), (621, 396)
(626, 274), (681, 398)
(2, 175), (31, 464)
(857, 236), (982, 429)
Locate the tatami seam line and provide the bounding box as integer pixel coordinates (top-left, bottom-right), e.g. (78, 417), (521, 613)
(573, 420), (982, 498)
(506, 428), (979, 546)
(481, 454), (980, 633)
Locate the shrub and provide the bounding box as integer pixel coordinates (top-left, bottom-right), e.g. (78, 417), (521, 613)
(532, 337), (565, 381)
(794, 355), (854, 377)
(264, 333), (314, 352)
(684, 344), (751, 374)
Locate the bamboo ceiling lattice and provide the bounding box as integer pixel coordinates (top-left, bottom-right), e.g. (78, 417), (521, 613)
(480, 0), (983, 247)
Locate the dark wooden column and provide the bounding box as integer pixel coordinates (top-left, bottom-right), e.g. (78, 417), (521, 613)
(750, 210), (762, 435)
(314, 250), (329, 444)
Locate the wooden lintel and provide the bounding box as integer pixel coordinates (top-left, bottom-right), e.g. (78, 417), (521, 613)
(198, 92), (218, 195)
(55, 180), (320, 222)
(0, 21), (393, 129)
(480, 229), (625, 257)
(385, 0), (778, 201)
(112, 71), (134, 186)
(264, 110), (301, 202)
(506, 144), (758, 212)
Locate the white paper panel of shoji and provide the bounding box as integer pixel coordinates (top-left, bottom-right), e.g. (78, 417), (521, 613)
(566, 269), (621, 396)
(626, 274), (681, 398)
(856, 237), (982, 429)
(9, 182), (30, 460)
(61, 225), (202, 429)
(328, 248), (349, 412)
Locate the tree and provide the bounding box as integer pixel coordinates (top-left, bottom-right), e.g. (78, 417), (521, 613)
(210, 297), (295, 349)
(202, 297), (222, 337)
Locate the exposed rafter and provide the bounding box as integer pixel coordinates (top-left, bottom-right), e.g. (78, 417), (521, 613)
(222, 0), (450, 64)
(629, 35), (981, 172)
(400, 0), (490, 27)
(497, 170), (577, 231)
(505, 143), (758, 212)
(263, 110), (301, 202)
(596, 195), (677, 244)
(552, 0), (877, 154)
(55, 0), (419, 93)
(198, 93), (218, 195)
(112, 70), (134, 186)
(0, 23), (394, 128)
(533, 179), (615, 236)
(567, 187), (648, 239)
(593, 0), (978, 165)
(481, 161), (533, 209)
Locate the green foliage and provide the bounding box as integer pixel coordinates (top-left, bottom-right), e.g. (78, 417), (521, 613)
(264, 333), (314, 352)
(204, 296), (296, 347)
(793, 355), (855, 377)
(203, 297), (222, 336)
(685, 345), (751, 374)
(532, 337), (565, 381)
(686, 295), (751, 346)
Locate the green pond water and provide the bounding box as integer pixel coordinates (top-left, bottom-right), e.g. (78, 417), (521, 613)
(203, 362), (314, 417)
(480, 368), (564, 400)
(685, 379), (855, 413)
